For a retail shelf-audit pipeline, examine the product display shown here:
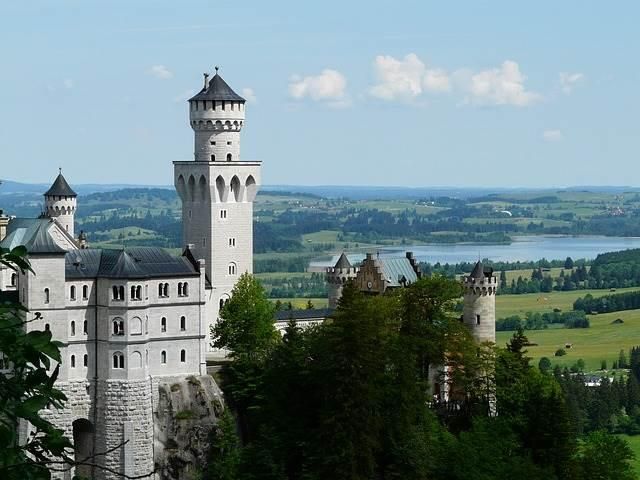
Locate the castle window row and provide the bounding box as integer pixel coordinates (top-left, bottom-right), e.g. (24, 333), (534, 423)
(177, 282), (189, 297)
(41, 284), (90, 304)
(69, 354), (89, 369)
(160, 349), (187, 364)
(160, 315), (187, 333)
(69, 320), (89, 336)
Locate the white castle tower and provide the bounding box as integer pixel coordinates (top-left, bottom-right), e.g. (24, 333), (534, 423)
(326, 253), (358, 308)
(462, 261), (497, 343)
(43, 170), (77, 237)
(174, 68), (261, 347)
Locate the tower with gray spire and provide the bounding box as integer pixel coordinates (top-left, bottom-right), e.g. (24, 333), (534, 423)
(174, 68), (261, 351)
(326, 253), (358, 308)
(461, 261), (497, 343)
(43, 170), (77, 237)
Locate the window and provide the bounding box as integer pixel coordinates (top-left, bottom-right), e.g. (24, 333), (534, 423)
(44, 288), (50, 304)
(476, 314), (481, 325)
(10, 273), (16, 286)
(219, 298), (224, 311)
(161, 351), (167, 364)
(112, 319), (124, 336)
(70, 355), (76, 368)
(226, 153), (232, 162)
(159, 283), (169, 298)
(83, 354), (88, 367)
(45, 323), (50, 332)
(70, 321), (76, 336)
(70, 286), (76, 301)
(227, 141), (232, 145)
(161, 317), (167, 332)
(180, 350), (186, 363)
(211, 155), (215, 161)
(220, 209), (227, 219)
(180, 316), (186, 331)
(83, 320), (87, 334)
(229, 238), (236, 247)
(82, 285), (88, 300)
(136, 285), (142, 300)
(228, 263), (237, 275)
(113, 352), (124, 369)
(210, 140), (216, 145)
(183, 283), (188, 297)
(177, 283), (182, 296)
(112, 285), (125, 300)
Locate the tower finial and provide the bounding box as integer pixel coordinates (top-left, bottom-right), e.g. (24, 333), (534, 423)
(203, 72), (209, 89)
(214, 65), (220, 74)
(59, 167), (62, 175)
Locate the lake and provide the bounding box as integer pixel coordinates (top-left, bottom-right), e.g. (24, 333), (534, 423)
(309, 236), (640, 269)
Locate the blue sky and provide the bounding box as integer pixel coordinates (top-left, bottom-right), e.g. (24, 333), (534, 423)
(1, 1), (638, 187)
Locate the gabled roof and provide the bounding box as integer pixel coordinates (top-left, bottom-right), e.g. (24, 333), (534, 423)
(189, 73), (245, 103)
(334, 252), (352, 269)
(65, 247), (200, 280)
(377, 257), (419, 287)
(44, 173), (77, 197)
(0, 218), (70, 254)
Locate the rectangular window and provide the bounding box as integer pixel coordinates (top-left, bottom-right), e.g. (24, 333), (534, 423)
(227, 141), (232, 145)
(220, 210), (227, 219)
(476, 314), (481, 325)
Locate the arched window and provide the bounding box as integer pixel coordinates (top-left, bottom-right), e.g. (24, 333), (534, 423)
(70, 321), (76, 336)
(183, 283), (189, 297)
(83, 320), (87, 335)
(130, 317), (142, 335)
(163, 283), (169, 297)
(70, 355), (76, 368)
(136, 285), (142, 300)
(161, 351), (167, 364)
(161, 317), (167, 332)
(180, 350), (186, 363)
(44, 288), (50, 304)
(219, 298), (224, 311)
(112, 286), (119, 300)
(113, 352), (124, 369)
(112, 319), (124, 336)
(130, 286), (136, 300)
(70, 286), (76, 301)
(10, 273), (16, 286)
(228, 263), (237, 275)
(45, 323), (50, 332)
(83, 354), (88, 367)
(180, 316), (186, 331)
(211, 154), (215, 161)
(158, 283), (163, 297)
(226, 153), (232, 162)
(177, 283), (183, 296)
(82, 285), (88, 300)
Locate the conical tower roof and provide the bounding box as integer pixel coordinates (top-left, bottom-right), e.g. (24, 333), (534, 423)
(189, 72), (245, 103)
(334, 252), (352, 269)
(44, 173), (76, 197)
(469, 260), (485, 279)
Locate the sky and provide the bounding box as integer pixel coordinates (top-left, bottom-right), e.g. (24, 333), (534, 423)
(1, 1), (639, 188)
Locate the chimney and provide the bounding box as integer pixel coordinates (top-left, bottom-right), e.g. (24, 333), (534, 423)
(203, 73), (210, 89)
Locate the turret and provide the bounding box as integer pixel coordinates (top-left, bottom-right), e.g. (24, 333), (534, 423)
(326, 253), (358, 308)
(189, 66), (245, 163)
(43, 170), (77, 237)
(461, 261), (497, 343)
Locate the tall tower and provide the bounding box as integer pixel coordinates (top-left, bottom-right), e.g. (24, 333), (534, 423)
(462, 261), (497, 343)
(174, 68), (261, 344)
(326, 253), (358, 308)
(43, 170), (77, 237)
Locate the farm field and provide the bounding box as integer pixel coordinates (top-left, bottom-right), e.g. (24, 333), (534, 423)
(495, 286), (640, 318)
(496, 308), (640, 371)
(269, 297), (328, 309)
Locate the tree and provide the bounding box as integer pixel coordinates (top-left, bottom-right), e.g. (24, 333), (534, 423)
(564, 257), (574, 270)
(305, 300), (314, 310)
(575, 431), (635, 480)
(499, 270), (507, 290)
(212, 272), (279, 362)
(205, 409), (241, 480)
(619, 349), (628, 370)
(0, 246), (73, 479)
(538, 357), (552, 374)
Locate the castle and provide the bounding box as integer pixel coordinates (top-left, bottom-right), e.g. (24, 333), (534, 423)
(0, 68), (496, 478)
(0, 70), (259, 479)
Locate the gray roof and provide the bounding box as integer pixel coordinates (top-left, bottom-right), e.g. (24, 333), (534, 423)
(65, 247), (199, 280)
(469, 261), (493, 279)
(377, 257), (419, 287)
(189, 73), (245, 103)
(334, 252), (352, 269)
(274, 307), (334, 323)
(0, 218), (69, 254)
(44, 173), (77, 197)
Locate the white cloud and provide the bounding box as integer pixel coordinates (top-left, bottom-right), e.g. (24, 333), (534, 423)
(543, 129), (563, 141)
(63, 78), (74, 89)
(460, 60), (541, 107)
(148, 65), (173, 80)
(424, 68), (451, 92)
(241, 87), (257, 103)
(288, 69), (348, 105)
(559, 72), (584, 94)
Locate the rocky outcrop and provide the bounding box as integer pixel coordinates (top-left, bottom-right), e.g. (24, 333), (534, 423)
(154, 375), (225, 479)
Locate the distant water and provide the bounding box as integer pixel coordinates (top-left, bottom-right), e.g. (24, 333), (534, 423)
(309, 236), (640, 268)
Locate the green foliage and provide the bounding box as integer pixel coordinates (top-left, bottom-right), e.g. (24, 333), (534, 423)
(205, 409), (241, 480)
(539, 357), (552, 373)
(0, 247), (73, 479)
(174, 410), (196, 420)
(212, 273), (279, 362)
(575, 431), (636, 480)
(556, 348), (567, 357)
